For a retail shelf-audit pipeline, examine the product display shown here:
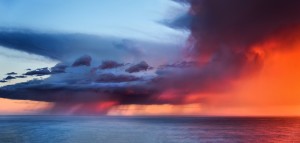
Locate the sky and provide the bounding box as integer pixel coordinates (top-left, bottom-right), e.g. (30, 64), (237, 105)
(0, 0), (300, 116)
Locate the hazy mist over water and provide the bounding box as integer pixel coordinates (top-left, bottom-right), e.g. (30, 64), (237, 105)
(0, 116), (299, 143)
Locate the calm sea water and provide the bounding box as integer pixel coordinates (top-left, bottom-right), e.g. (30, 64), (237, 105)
(0, 116), (299, 143)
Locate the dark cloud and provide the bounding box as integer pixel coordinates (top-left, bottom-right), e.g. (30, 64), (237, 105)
(22, 63), (67, 76)
(156, 61), (199, 76)
(0, 59), (222, 114)
(6, 72), (17, 75)
(164, 0), (300, 89)
(4, 76), (16, 80)
(0, 55), (161, 106)
(159, 61), (198, 69)
(0, 80), (159, 104)
(96, 73), (140, 83)
(1, 75), (26, 81)
(51, 63), (68, 74)
(0, 30), (65, 60)
(15, 75), (26, 78)
(125, 61), (152, 73)
(0, 30), (152, 63)
(0, 80), (7, 83)
(72, 55), (92, 67)
(24, 67), (51, 76)
(3, 0), (300, 115)
(99, 60), (123, 69)
(0, 30), (98, 60)
(180, 0), (300, 57)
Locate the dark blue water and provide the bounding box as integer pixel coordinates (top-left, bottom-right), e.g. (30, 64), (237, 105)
(0, 116), (299, 143)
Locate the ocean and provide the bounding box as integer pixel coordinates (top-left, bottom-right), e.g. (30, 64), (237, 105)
(0, 116), (299, 143)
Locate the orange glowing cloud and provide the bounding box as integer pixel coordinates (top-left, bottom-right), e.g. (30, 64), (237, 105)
(194, 36), (300, 116)
(107, 30), (300, 116)
(0, 98), (51, 115)
(108, 104), (202, 116)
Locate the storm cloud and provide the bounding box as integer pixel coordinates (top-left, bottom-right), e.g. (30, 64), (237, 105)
(180, 0), (300, 57)
(99, 61), (124, 70)
(0, 30), (119, 61)
(3, 76), (16, 81)
(96, 74), (140, 83)
(2, 0), (300, 115)
(0, 29), (180, 64)
(167, 0), (300, 86)
(51, 63), (68, 74)
(15, 75), (26, 79)
(125, 61), (152, 73)
(24, 68), (51, 76)
(0, 55), (157, 102)
(6, 72), (17, 76)
(72, 55), (92, 67)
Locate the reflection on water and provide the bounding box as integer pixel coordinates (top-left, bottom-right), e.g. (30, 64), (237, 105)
(0, 116), (299, 143)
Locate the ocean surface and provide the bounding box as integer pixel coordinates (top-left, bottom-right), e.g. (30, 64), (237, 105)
(0, 116), (299, 143)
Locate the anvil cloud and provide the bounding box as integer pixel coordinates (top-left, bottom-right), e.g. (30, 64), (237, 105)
(1, 0), (300, 115)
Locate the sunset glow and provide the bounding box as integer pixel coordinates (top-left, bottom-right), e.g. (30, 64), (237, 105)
(0, 0), (300, 117)
(1, 1), (300, 142)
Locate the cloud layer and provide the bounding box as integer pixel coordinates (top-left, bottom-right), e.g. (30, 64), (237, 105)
(2, 0), (300, 114)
